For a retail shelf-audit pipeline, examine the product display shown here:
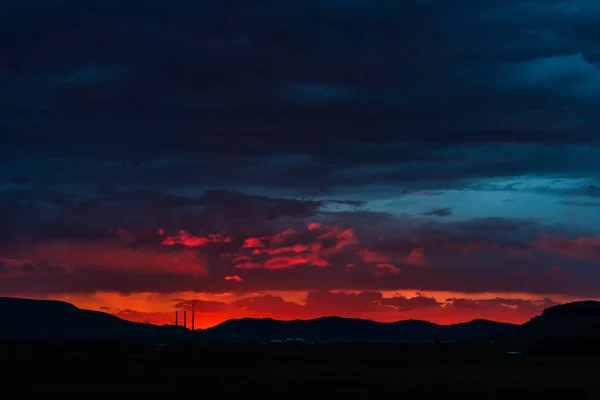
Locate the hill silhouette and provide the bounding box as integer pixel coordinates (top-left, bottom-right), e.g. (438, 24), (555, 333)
(196, 316), (514, 343)
(515, 301), (600, 341)
(2, 297), (600, 344)
(0, 297), (187, 341)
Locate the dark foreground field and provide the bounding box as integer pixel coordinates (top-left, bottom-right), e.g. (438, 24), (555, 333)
(1, 342), (599, 398)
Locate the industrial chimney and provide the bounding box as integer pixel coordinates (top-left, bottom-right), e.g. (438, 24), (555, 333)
(183, 310), (187, 329)
(191, 307), (195, 331)
(175, 311), (178, 326)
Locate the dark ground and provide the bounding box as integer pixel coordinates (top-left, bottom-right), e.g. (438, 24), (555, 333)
(1, 342), (599, 397)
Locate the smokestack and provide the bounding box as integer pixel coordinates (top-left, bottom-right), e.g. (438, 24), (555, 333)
(191, 305), (195, 331)
(183, 310), (187, 329)
(175, 311), (178, 326)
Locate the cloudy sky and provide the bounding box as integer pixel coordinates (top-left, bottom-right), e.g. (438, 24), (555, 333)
(1, 0), (599, 328)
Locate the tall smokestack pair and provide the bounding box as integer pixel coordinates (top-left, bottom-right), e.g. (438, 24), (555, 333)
(175, 311), (189, 328)
(175, 303), (196, 330)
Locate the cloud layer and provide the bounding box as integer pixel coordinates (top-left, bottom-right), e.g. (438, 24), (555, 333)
(1, 0), (600, 326)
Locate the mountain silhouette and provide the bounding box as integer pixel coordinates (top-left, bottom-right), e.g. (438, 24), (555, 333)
(515, 301), (600, 341)
(196, 316), (515, 343)
(0, 297), (187, 341)
(3, 297), (600, 344)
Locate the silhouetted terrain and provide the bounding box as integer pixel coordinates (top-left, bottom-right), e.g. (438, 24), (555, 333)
(198, 316), (515, 343)
(0, 297), (188, 341)
(516, 301), (600, 340)
(2, 297), (600, 346)
(2, 298), (600, 396)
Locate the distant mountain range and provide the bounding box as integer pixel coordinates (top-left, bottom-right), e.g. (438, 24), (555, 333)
(199, 316), (515, 343)
(2, 297), (600, 344)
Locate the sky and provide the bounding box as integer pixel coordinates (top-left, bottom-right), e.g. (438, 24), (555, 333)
(1, 0), (600, 329)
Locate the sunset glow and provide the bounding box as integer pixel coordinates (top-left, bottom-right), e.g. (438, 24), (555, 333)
(2, 0), (600, 330)
(3, 220), (599, 328)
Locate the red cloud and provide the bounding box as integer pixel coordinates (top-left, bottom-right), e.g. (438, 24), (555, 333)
(240, 229), (297, 250)
(161, 230), (232, 247)
(263, 244), (309, 255)
(229, 224), (355, 270)
(358, 249), (401, 275)
(235, 262), (263, 269)
(11, 241), (208, 277)
(359, 249), (390, 264)
(375, 263), (401, 275)
(308, 222), (321, 231)
(314, 226), (357, 255)
(264, 255), (328, 269)
(400, 248), (427, 266)
(5, 215), (599, 300)
(272, 228), (296, 244)
(225, 275), (242, 282)
(354, 239), (430, 271)
(535, 233), (600, 262)
(243, 237), (264, 248)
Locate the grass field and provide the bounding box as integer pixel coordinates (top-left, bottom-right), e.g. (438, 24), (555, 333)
(1, 342), (599, 397)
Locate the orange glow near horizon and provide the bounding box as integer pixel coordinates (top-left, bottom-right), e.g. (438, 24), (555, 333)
(23, 290), (595, 329)
(4, 224), (599, 330)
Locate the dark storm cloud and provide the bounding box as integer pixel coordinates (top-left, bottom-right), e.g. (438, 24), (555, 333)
(2, 1), (600, 180)
(1, 2), (600, 302)
(421, 207), (453, 217)
(0, 186), (368, 247)
(0, 257), (70, 278)
(0, 181), (543, 252)
(1, 186), (599, 298)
